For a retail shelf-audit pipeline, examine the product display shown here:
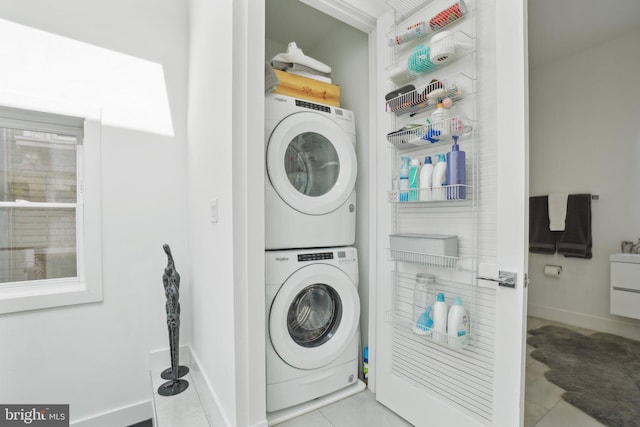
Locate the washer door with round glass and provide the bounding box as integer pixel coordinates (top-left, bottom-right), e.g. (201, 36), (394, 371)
(269, 264), (360, 370)
(266, 112), (357, 215)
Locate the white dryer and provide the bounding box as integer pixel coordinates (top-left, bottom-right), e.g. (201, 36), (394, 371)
(266, 247), (360, 412)
(265, 94), (357, 250)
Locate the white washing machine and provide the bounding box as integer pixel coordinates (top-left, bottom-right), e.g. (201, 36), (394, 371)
(266, 247), (360, 412)
(265, 94), (357, 250)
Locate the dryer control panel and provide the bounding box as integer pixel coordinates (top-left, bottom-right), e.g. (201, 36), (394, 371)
(298, 252), (334, 262)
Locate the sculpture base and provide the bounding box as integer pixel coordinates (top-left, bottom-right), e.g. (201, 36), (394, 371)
(161, 365), (189, 380)
(157, 379), (189, 396)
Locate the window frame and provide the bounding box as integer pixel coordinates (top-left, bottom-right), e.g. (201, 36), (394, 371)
(0, 102), (102, 314)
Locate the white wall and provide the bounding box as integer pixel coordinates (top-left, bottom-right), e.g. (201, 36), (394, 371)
(528, 27), (640, 339)
(187, 1), (266, 426)
(0, 0), (189, 425)
(186, 0), (238, 425)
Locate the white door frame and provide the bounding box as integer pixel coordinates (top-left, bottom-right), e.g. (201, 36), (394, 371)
(493, 0), (529, 425)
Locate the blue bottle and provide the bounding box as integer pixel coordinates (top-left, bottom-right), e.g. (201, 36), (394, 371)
(446, 136), (466, 200)
(409, 158), (420, 201)
(399, 156), (410, 202)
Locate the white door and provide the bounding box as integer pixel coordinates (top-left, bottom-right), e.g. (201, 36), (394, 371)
(373, 1), (528, 426)
(266, 111), (357, 215)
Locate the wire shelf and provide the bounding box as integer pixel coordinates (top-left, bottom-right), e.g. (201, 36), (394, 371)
(389, 184), (471, 203)
(386, 115), (472, 150)
(387, 30), (475, 85)
(385, 73), (475, 117)
(389, 248), (462, 269)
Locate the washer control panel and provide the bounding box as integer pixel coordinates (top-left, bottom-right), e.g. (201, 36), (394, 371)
(297, 249), (357, 265)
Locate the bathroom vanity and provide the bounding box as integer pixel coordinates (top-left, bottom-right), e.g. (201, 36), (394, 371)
(610, 253), (640, 319)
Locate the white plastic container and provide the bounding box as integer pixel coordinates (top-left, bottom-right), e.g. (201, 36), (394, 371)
(447, 296), (470, 347)
(432, 154), (447, 201)
(431, 103), (450, 138)
(430, 31), (456, 64)
(419, 156), (434, 201)
(432, 292), (448, 343)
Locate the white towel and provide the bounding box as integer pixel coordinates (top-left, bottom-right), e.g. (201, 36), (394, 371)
(548, 193), (568, 231)
(271, 42), (332, 75)
(287, 70), (332, 84)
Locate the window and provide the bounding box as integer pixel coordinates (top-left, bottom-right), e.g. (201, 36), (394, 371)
(0, 106), (102, 313)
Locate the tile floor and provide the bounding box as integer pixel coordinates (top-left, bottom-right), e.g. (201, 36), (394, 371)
(280, 317), (608, 427)
(275, 389), (411, 427)
(524, 316), (605, 427)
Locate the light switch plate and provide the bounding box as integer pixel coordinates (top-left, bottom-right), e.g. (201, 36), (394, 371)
(210, 199), (218, 223)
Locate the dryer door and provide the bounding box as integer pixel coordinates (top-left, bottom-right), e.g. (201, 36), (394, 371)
(269, 263), (360, 370)
(266, 112), (357, 215)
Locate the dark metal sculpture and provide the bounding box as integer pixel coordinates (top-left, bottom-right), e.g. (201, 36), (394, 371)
(158, 244), (189, 396)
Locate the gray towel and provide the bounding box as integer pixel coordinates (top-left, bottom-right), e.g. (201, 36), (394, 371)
(265, 63), (279, 94)
(557, 194), (592, 259)
(529, 196), (558, 254)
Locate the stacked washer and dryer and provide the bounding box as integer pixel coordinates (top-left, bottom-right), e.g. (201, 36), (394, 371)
(264, 93), (363, 417)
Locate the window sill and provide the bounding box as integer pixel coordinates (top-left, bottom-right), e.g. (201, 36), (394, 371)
(0, 278), (102, 314)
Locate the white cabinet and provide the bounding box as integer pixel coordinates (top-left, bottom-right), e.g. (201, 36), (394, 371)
(610, 253), (640, 319)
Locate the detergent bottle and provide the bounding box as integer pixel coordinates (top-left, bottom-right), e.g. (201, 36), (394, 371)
(419, 156), (434, 201)
(432, 154), (447, 201)
(432, 292), (448, 344)
(447, 296), (470, 347)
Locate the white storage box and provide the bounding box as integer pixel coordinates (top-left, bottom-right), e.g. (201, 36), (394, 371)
(389, 233), (458, 257)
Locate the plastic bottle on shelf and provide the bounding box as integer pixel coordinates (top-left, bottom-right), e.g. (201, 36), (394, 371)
(413, 273), (436, 335)
(431, 103), (450, 138)
(387, 21), (431, 47)
(446, 135), (466, 200)
(363, 347), (369, 381)
(432, 154), (447, 201)
(409, 158), (420, 201)
(432, 292), (448, 343)
(399, 156), (410, 202)
(419, 156), (434, 201)
(447, 296), (470, 347)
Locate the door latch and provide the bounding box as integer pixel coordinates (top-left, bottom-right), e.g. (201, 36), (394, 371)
(477, 271), (517, 288)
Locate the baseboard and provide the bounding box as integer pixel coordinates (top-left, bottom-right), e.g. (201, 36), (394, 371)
(149, 346), (269, 427)
(187, 348), (234, 427)
(528, 303), (640, 341)
(70, 400), (152, 427)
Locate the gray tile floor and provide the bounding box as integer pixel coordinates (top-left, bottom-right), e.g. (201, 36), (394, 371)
(280, 317), (609, 427)
(275, 389), (411, 427)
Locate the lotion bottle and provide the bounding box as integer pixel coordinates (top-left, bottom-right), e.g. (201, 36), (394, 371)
(446, 135), (466, 200)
